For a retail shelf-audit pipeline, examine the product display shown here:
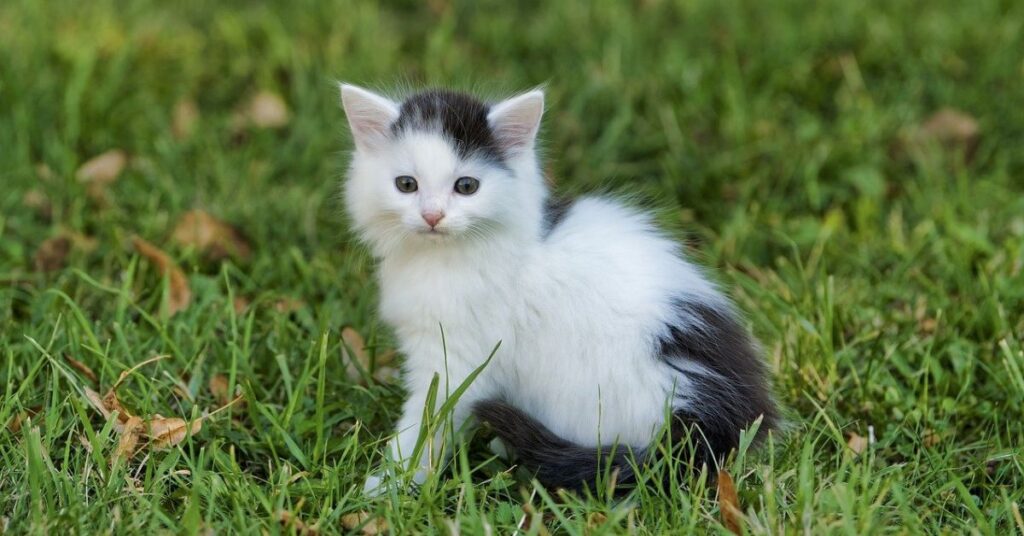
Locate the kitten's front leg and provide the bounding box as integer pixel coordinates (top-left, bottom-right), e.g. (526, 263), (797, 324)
(363, 386), (474, 496)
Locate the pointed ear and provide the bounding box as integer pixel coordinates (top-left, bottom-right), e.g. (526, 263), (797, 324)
(488, 90), (544, 155)
(340, 83), (399, 150)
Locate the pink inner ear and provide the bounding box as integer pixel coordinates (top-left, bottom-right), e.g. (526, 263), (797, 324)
(341, 85), (399, 148)
(489, 92), (544, 153)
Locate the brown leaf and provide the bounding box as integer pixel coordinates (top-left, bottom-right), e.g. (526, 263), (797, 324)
(33, 235), (72, 272)
(341, 327), (370, 382)
(23, 189), (52, 220)
(172, 99), (200, 140)
(847, 432), (868, 455)
(916, 108), (980, 161)
(113, 416), (143, 463)
(717, 469), (742, 535)
(132, 236), (192, 315)
(64, 353), (98, 385)
(233, 296), (251, 314)
(84, 387), (112, 419)
(76, 149), (127, 185)
(340, 512), (388, 535)
(279, 510), (319, 536)
(147, 416), (203, 450)
(6, 406), (41, 434)
(208, 374), (230, 404)
(273, 297), (305, 313)
(238, 91), (290, 129)
(171, 209), (251, 261)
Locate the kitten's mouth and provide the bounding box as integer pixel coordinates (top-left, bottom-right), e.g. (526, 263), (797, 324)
(417, 228), (449, 236)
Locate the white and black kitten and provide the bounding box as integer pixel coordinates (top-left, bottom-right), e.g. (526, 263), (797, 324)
(340, 84), (777, 494)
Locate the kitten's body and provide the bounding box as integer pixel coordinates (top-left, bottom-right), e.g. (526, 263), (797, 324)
(341, 86), (777, 493)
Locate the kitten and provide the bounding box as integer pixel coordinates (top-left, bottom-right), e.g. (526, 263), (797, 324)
(340, 84), (778, 494)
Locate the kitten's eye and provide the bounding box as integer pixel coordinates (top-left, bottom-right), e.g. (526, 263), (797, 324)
(454, 176), (480, 195)
(394, 175), (418, 193)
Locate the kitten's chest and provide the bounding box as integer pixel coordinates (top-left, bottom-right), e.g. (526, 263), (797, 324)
(378, 260), (518, 333)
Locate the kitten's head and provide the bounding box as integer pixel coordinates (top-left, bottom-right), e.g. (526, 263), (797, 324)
(340, 85), (546, 254)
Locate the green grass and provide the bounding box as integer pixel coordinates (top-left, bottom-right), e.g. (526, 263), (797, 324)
(2, 0), (1024, 533)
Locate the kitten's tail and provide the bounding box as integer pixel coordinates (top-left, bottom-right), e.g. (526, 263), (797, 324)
(472, 400), (642, 492)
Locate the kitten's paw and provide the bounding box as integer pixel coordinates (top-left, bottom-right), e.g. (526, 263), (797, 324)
(488, 437), (509, 459)
(362, 473), (389, 497)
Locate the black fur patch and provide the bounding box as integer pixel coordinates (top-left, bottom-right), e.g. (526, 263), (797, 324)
(542, 197), (574, 237)
(391, 89), (504, 163)
(659, 300), (778, 467)
(473, 400), (640, 493)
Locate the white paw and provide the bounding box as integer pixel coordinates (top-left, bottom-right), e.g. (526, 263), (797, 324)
(488, 437), (509, 459)
(362, 473), (388, 497)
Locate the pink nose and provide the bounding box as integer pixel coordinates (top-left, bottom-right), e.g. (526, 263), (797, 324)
(421, 211), (445, 228)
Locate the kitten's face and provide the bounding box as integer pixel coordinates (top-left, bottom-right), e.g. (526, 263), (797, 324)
(341, 86), (544, 251)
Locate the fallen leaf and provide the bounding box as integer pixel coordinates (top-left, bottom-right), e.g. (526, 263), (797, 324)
(84, 387), (112, 419)
(915, 108), (980, 161)
(233, 296), (251, 314)
(342, 327), (370, 382)
(273, 297), (305, 313)
(6, 406), (41, 434)
(717, 469), (742, 535)
(23, 189), (52, 220)
(171, 209), (251, 261)
(113, 416), (143, 463)
(847, 432), (868, 455)
(208, 374), (230, 404)
(340, 512), (387, 535)
(132, 236), (192, 316)
(33, 235), (72, 272)
(237, 91), (290, 129)
(279, 510), (319, 535)
(76, 149), (127, 185)
(172, 99), (200, 140)
(586, 512), (608, 529)
(147, 416), (203, 450)
(64, 353), (98, 385)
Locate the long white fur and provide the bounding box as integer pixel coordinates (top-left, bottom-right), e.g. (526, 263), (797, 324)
(341, 85), (726, 493)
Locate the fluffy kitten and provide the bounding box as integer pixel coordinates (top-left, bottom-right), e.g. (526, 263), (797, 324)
(340, 84), (777, 493)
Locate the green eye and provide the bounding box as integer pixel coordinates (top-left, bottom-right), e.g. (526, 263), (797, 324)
(454, 176), (480, 195)
(395, 175), (418, 193)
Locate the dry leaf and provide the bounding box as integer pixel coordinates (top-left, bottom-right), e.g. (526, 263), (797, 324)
(586, 512), (608, 529)
(23, 189), (52, 220)
(342, 327), (370, 382)
(132, 236), (192, 315)
(84, 387), (112, 419)
(6, 407), (41, 434)
(64, 353), (98, 385)
(237, 91), (290, 129)
(34, 235), (72, 272)
(172, 99), (200, 140)
(273, 297), (305, 313)
(847, 432), (868, 455)
(915, 108), (980, 160)
(113, 416), (143, 463)
(76, 149), (127, 185)
(341, 512), (388, 535)
(208, 374), (230, 404)
(233, 296), (251, 314)
(279, 510), (319, 535)
(147, 416), (202, 450)
(171, 209), (251, 261)
(717, 469), (742, 535)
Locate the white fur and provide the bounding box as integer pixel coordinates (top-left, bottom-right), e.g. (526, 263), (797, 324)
(341, 86), (728, 493)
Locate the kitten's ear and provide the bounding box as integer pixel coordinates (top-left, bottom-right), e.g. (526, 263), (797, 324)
(488, 90), (544, 155)
(340, 83), (399, 150)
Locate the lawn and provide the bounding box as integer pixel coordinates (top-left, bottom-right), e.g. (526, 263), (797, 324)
(2, 0), (1023, 533)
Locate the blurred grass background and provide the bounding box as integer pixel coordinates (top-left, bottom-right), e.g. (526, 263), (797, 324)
(1, 0), (1023, 533)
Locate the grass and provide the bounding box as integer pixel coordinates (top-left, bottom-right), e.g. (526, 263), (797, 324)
(2, 0), (1023, 533)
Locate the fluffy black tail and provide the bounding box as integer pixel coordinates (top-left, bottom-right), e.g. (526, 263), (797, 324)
(472, 400), (642, 492)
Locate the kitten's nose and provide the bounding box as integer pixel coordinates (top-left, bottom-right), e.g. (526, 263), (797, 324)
(421, 210), (445, 228)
